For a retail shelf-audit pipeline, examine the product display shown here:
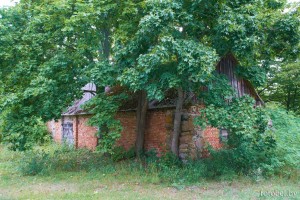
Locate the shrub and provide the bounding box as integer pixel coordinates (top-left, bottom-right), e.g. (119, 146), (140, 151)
(111, 146), (135, 161)
(266, 105), (300, 172)
(19, 150), (49, 175)
(195, 96), (280, 176)
(1, 116), (50, 151)
(15, 144), (246, 184)
(192, 99), (300, 178)
(17, 103), (300, 182)
(138, 149), (239, 184)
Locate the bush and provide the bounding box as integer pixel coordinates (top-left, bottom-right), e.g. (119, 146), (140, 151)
(1, 116), (50, 151)
(17, 103), (300, 181)
(140, 149), (236, 184)
(195, 96), (281, 176)
(111, 146), (135, 161)
(266, 105), (300, 172)
(191, 100), (300, 178)
(17, 145), (208, 183)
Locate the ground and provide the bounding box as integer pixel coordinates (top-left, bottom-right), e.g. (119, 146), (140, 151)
(0, 146), (299, 200)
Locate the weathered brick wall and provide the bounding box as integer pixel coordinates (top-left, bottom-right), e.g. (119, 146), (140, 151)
(46, 107), (222, 159)
(144, 110), (173, 153)
(76, 116), (98, 150)
(46, 116), (98, 150)
(46, 110), (173, 153)
(203, 127), (222, 149)
(178, 106), (222, 160)
(46, 119), (62, 143)
(116, 110), (173, 153)
(116, 112), (137, 150)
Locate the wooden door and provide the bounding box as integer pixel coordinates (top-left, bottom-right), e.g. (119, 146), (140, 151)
(62, 122), (74, 145)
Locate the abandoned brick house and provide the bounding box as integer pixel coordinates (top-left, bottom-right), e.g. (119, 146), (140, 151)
(46, 55), (263, 159)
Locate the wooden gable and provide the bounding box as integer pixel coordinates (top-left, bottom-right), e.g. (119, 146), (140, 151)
(216, 54), (264, 106)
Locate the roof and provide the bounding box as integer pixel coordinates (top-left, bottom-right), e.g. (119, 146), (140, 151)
(62, 83), (96, 116)
(62, 55), (263, 116)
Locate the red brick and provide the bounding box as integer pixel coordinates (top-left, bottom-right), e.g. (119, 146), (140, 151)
(47, 109), (222, 156)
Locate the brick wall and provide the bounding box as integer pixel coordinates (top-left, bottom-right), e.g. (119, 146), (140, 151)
(46, 119), (62, 143)
(178, 107), (223, 160)
(116, 112), (137, 150)
(116, 110), (173, 153)
(46, 115), (99, 150)
(203, 127), (222, 149)
(46, 108), (222, 159)
(76, 116), (98, 150)
(144, 110), (173, 153)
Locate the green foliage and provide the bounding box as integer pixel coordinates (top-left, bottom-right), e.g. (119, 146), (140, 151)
(266, 105), (300, 171)
(235, 65), (267, 87)
(83, 92), (127, 154)
(262, 61), (300, 114)
(265, 11), (300, 60)
(116, 0), (219, 100)
(199, 73), (235, 107)
(211, 0), (299, 64)
(0, 0), (130, 150)
(1, 144), (299, 199)
(199, 149), (237, 179)
(195, 97), (300, 177)
(195, 96), (280, 175)
(15, 142), (300, 185)
(1, 114), (50, 151)
(19, 144), (110, 176)
(17, 144), (229, 182)
(140, 149), (238, 183)
(0, 0), (299, 151)
(111, 146), (135, 162)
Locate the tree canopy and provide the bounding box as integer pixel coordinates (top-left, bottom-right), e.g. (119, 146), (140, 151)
(0, 0), (299, 151)
(262, 60), (300, 114)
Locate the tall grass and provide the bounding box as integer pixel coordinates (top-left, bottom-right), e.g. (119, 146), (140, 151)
(8, 105), (300, 185)
(4, 141), (298, 187)
(18, 144), (114, 175)
(16, 144), (242, 184)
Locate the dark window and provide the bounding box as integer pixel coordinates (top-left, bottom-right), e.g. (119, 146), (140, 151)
(219, 128), (228, 142)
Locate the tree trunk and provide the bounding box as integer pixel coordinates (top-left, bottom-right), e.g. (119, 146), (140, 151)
(135, 90), (148, 157)
(292, 87), (297, 112)
(171, 87), (184, 157)
(101, 28), (110, 60)
(286, 88), (291, 112)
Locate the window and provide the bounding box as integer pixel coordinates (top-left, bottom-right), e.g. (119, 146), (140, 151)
(219, 128), (228, 142)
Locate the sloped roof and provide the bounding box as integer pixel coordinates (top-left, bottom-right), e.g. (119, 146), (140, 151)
(62, 55), (263, 116)
(216, 54), (264, 105)
(62, 83), (96, 116)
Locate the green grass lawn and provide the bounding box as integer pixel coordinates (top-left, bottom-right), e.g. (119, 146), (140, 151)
(0, 145), (299, 200)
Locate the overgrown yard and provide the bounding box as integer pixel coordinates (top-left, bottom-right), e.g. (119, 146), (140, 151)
(0, 145), (299, 200)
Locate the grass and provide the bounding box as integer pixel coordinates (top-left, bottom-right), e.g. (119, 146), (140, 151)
(0, 145), (299, 200)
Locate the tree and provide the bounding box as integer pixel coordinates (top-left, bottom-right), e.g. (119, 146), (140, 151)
(116, 0), (299, 156)
(0, 0), (299, 154)
(0, 0), (124, 150)
(262, 61), (300, 114)
(116, 1), (218, 156)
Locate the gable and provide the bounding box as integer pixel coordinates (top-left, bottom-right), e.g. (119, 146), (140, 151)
(63, 56), (263, 116)
(216, 54), (264, 106)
